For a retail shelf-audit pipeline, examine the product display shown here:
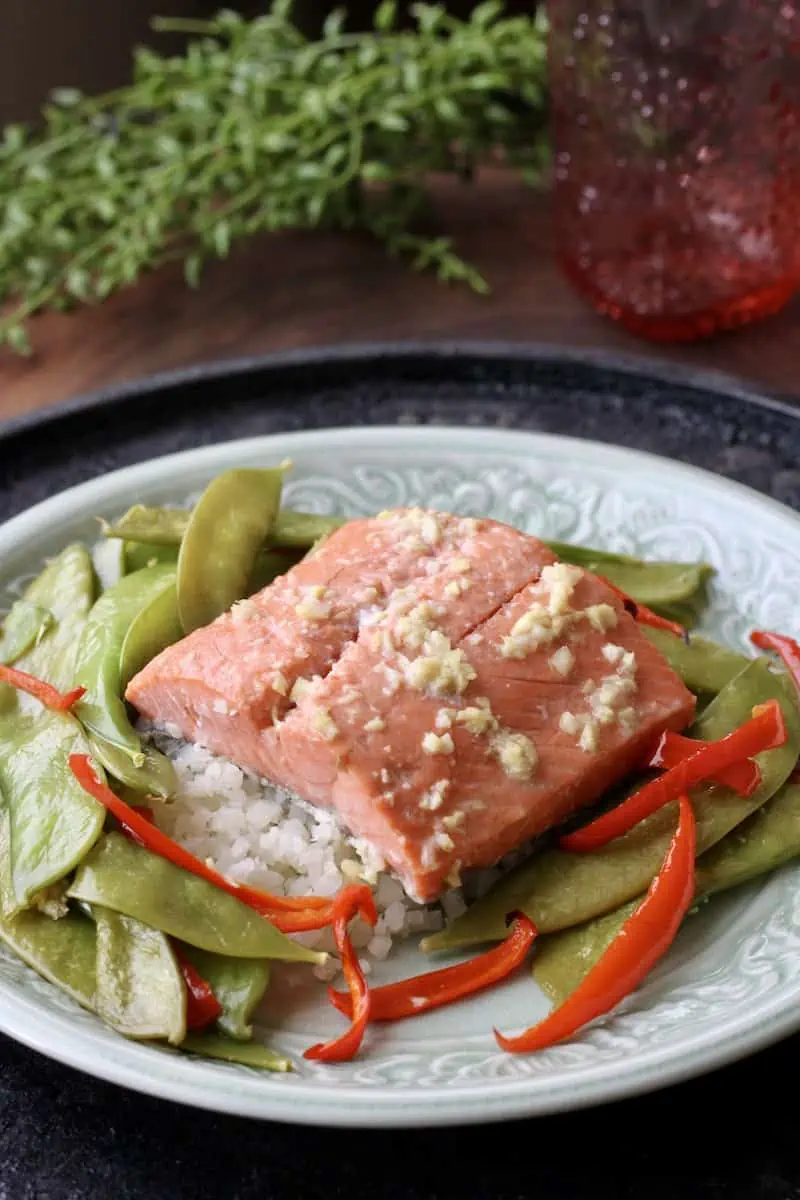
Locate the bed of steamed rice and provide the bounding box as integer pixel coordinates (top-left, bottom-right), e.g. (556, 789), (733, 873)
(142, 724), (491, 981)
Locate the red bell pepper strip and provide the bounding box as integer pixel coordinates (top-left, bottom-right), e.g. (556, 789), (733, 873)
(496, 793), (696, 1054)
(751, 630), (800, 695)
(304, 884), (377, 1063)
(329, 912), (537, 1023)
(560, 699), (785, 853)
(598, 577), (686, 637)
(650, 730), (761, 797)
(0, 664), (85, 712)
(69, 755), (330, 929)
(172, 944), (223, 1032)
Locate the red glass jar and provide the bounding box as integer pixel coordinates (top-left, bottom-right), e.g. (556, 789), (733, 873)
(549, 1), (800, 341)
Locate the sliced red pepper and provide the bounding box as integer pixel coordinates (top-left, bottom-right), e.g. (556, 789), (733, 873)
(496, 793), (696, 1054)
(69, 755), (330, 928)
(560, 699), (785, 853)
(0, 664), (85, 712)
(751, 630), (800, 695)
(650, 730), (761, 797)
(599, 577), (686, 637)
(329, 912), (537, 1023)
(172, 944), (223, 1032)
(304, 884), (377, 1063)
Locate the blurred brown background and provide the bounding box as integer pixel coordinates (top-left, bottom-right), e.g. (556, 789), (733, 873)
(1, 0), (535, 122)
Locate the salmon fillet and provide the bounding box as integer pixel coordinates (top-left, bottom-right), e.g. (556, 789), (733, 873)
(127, 509), (555, 776)
(127, 510), (695, 902)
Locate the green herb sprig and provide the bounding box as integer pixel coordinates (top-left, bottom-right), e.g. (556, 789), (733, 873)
(0, 1), (549, 354)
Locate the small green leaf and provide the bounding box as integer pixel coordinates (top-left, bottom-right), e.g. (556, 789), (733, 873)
(377, 111), (408, 132)
(184, 253), (202, 288)
(323, 8), (346, 38)
(374, 0), (397, 32)
(211, 221), (231, 257)
(50, 87), (83, 107)
(4, 325), (32, 355)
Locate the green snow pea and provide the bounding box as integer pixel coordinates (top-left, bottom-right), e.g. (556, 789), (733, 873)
(102, 505), (188, 547)
(124, 542), (179, 573)
(245, 547), (304, 595)
(423, 659), (800, 954)
(119, 580), (182, 687)
(94, 906), (186, 1043)
(0, 710), (104, 913)
(73, 564), (178, 795)
(0, 808), (97, 1007)
(532, 781), (800, 1006)
(643, 627), (749, 696)
(92, 538), (126, 592)
(180, 944), (270, 1041)
(695, 781), (800, 898)
(179, 1033), (292, 1072)
(105, 503), (343, 552)
(544, 539), (714, 625)
(0, 904), (98, 1012)
(16, 544), (95, 691)
(177, 468), (284, 632)
(69, 833), (325, 965)
(0, 601), (54, 665)
(271, 509), (346, 548)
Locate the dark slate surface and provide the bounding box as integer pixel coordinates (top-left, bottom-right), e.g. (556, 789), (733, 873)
(1, 344), (798, 1199)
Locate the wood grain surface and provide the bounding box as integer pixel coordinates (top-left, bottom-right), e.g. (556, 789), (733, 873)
(1, 174), (798, 422)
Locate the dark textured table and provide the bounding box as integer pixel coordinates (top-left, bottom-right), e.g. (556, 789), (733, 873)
(1, 1031), (798, 1199)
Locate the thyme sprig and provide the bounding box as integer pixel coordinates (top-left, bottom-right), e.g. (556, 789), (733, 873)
(0, 1), (549, 354)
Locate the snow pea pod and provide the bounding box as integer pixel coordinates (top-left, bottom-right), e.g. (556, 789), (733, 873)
(0, 601), (53, 666)
(0, 710), (104, 913)
(94, 906), (186, 1044)
(102, 505), (188, 547)
(179, 1033), (292, 1072)
(0, 904), (98, 1012)
(643, 627), (749, 696)
(0, 809), (97, 1006)
(16, 544), (95, 692)
(177, 468), (284, 632)
(545, 539), (714, 624)
(69, 833), (325, 965)
(180, 944), (270, 1040)
(271, 509), (346, 548)
(124, 542), (179, 573)
(246, 547), (304, 595)
(532, 781), (800, 1006)
(106, 503), (343, 552)
(695, 781), (800, 898)
(73, 564), (177, 793)
(423, 659), (800, 953)
(119, 580), (182, 688)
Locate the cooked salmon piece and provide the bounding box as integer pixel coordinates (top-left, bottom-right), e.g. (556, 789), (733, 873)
(127, 511), (695, 903)
(264, 561), (695, 900)
(126, 509), (555, 779)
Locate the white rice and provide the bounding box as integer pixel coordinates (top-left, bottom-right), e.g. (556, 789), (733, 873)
(142, 724), (463, 981)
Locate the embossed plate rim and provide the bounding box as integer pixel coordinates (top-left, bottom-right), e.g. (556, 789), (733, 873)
(3, 423), (800, 1127)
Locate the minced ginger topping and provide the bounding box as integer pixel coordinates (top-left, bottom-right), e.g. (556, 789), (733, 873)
(559, 643), (638, 753)
(421, 731), (455, 755)
(490, 730), (538, 780)
(310, 705), (339, 741)
(500, 564), (621, 660)
(420, 779), (450, 810)
(294, 584), (331, 621)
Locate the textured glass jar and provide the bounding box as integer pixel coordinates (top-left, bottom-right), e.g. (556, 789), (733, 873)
(549, 1), (800, 341)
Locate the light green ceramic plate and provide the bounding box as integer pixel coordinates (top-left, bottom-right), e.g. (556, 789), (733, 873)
(2, 426), (800, 1127)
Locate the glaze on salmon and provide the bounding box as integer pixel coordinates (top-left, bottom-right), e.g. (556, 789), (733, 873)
(127, 509), (695, 901)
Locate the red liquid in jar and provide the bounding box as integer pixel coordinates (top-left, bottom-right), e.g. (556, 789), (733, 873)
(550, 2), (800, 341)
